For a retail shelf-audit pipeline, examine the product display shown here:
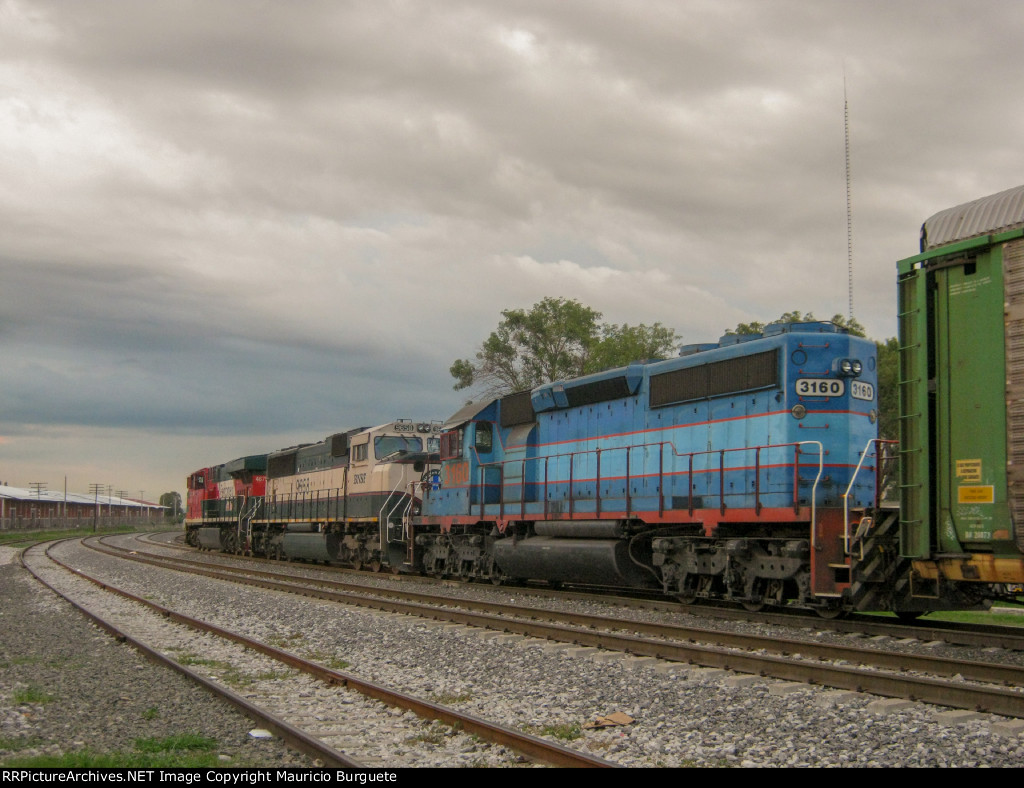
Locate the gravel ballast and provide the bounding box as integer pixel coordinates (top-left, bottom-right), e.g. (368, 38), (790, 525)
(0, 545), (317, 767)
(5, 537), (1024, 767)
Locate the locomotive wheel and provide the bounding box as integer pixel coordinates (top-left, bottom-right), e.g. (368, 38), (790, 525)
(741, 600), (765, 612)
(815, 604), (844, 620)
(351, 560), (363, 572)
(675, 576), (698, 604)
(369, 559), (382, 573)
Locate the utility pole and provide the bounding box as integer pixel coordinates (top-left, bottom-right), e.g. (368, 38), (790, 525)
(28, 483), (45, 527)
(89, 483), (103, 532)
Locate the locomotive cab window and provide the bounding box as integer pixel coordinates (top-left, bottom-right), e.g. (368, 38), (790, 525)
(374, 434), (423, 459)
(440, 429), (464, 460)
(352, 442), (368, 462)
(474, 422), (493, 453)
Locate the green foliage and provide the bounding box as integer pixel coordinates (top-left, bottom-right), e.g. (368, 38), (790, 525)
(0, 525), (139, 547)
(2, 749), (223, 769)
(134, 734), (217, 753)
(533, 722), (583, 741)
(726, 310), (865, 337)
(875, 336), (899, 442)
(159, 491), (182, 523)
(13, 685), (54, 705)
(0, 735), (42, 752)
(586, 322), (680, 375)
(451, 297), (679, 396)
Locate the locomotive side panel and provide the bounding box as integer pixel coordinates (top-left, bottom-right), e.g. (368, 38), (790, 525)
(418, 324), (878, 611)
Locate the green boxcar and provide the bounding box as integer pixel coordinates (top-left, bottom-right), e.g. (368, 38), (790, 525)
(897, 184), (1024, 591)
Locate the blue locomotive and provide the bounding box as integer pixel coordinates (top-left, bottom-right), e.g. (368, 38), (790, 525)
(412, 321), (879, 616)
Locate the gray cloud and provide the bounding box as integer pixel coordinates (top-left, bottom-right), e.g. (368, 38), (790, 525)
(3, 0), (1023, 496)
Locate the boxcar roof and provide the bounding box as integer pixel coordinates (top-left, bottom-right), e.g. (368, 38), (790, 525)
(922, 183), (1024, 251)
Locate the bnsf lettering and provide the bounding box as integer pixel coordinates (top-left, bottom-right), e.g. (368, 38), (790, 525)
(353, 473), (367, 484)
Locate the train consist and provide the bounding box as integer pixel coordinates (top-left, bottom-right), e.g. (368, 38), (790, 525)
(186, 183), (1024, 617)
(186, 420), (441, 571)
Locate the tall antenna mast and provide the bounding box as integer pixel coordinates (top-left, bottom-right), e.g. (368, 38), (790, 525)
(844, 70), (854, 321)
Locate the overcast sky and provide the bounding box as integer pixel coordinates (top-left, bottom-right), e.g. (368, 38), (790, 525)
(3, 0), (1023, 501)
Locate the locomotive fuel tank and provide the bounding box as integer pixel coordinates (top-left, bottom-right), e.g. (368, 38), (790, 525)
(493, 531), (655, 587)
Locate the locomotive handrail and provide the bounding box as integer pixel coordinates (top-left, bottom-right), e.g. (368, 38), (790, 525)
(471, 439), (826, 522)
(379, 474), (410, 552)
(795, 441), (824, 551)
(843, 438), (899, 555)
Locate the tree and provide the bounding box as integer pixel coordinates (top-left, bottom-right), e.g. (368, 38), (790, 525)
(451, 297), (680, 397)
(159, 491), (182, 523)
(726, 311), (866, 337)
(875, 336), (899, 442)
(586, 322), (681, 375)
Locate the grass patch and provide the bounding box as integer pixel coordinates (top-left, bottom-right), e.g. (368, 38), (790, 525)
(221, 669), (287, 688)
(929, 609), (1024, 627)
(13, 685), (54, 705)
(1, 732), (233, 768)
(525, 722), (582, 741)
(1, 750), (224, 768)
(406, 722), (451, 746)
(174, 654), (232, 670)
(304, 650), (350, 670)
(134, 734), (217, 754)
(267, 633), (306, 648)
(142, 707), (159, 721)
(172, 653), (286, 688)
(0, 525), (146, 547)
(864, 607), (1024, 628)
(0, 736), (43, 752)
(431, 691), (473, 705)
(0, 656), (42, 670)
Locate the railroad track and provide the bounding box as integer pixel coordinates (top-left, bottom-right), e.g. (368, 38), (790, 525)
(92, 534), (1024, 719)
(23, 539), (617, 768)
(141, 530), (1024, 652)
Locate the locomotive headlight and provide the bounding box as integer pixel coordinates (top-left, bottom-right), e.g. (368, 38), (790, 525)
(851, 360), (863, 375)
(834, 358), (863, 377)
(840, 359), (853, 375)
(791, 404), (807, 420)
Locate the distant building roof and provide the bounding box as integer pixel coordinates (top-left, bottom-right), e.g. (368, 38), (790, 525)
(0, 485), (164, 509)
